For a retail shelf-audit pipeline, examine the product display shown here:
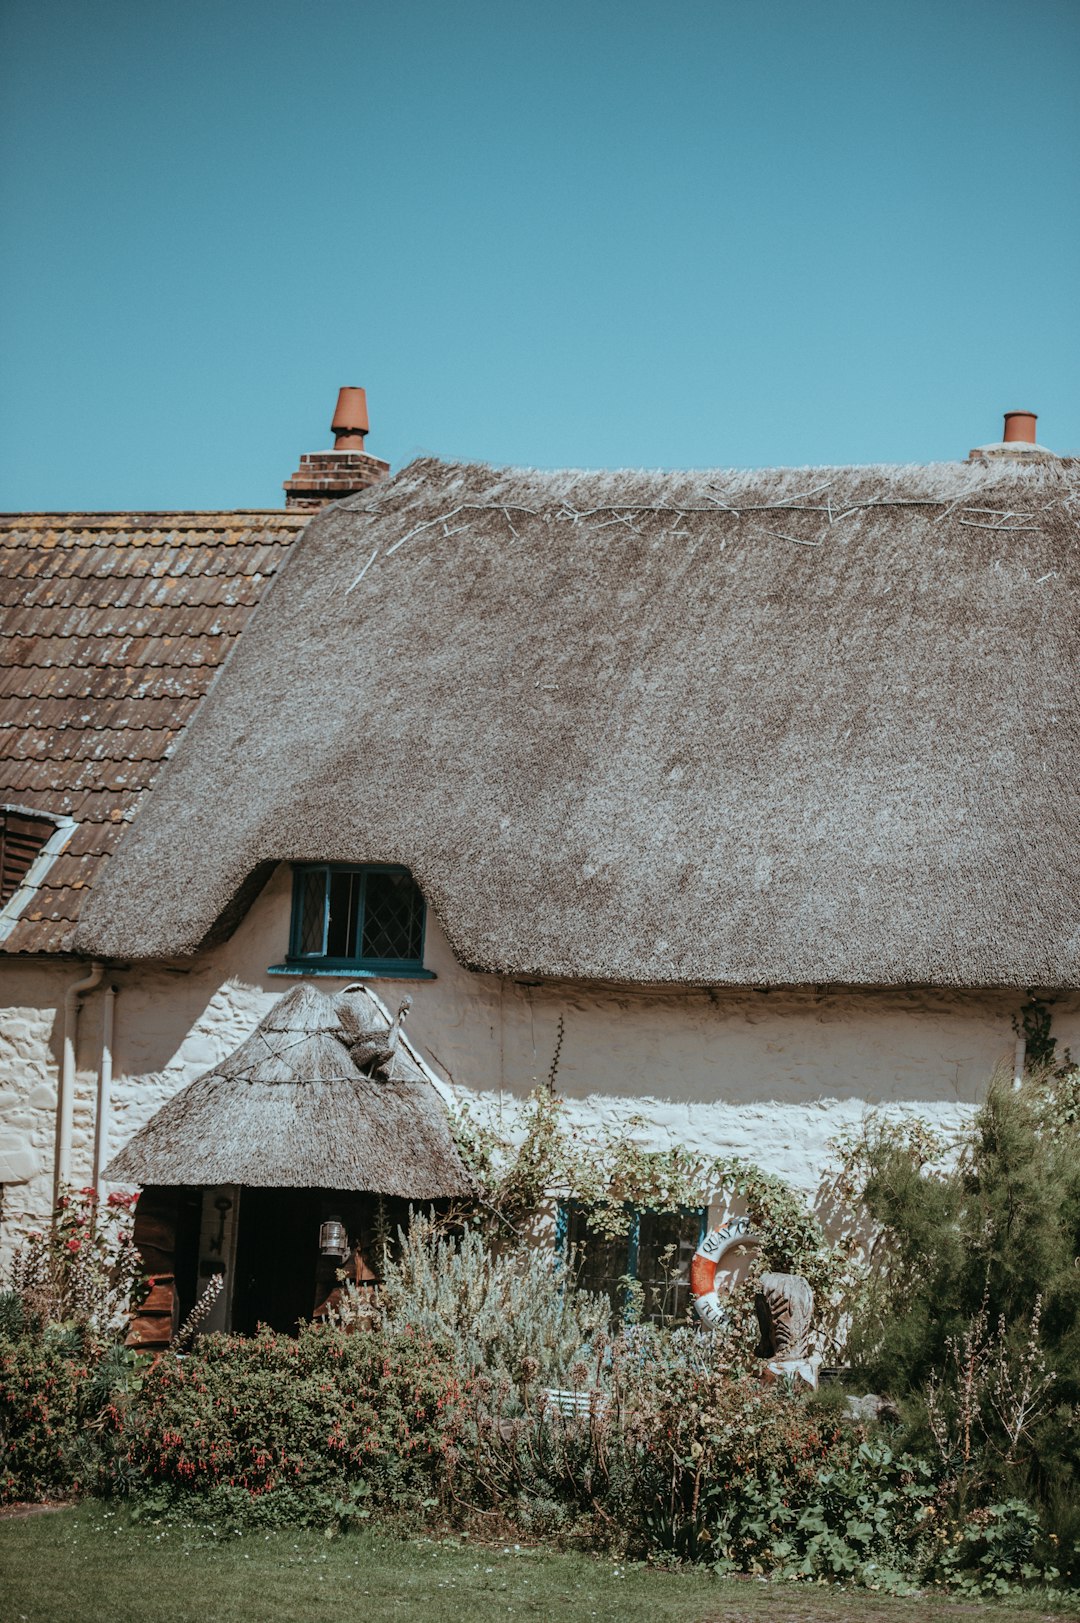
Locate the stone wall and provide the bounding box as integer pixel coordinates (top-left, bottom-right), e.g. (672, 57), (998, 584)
(2, 862), (1078, 1260)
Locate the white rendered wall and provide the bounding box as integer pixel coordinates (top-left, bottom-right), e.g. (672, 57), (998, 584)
(2, 862), (1078, 1262)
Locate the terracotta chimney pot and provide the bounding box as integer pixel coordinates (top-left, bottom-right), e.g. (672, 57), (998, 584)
(331, 386), (370, 449)
(1002, 411), (1037, 445)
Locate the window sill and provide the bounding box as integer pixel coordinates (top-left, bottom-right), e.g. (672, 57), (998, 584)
(268, 963), (437, 980)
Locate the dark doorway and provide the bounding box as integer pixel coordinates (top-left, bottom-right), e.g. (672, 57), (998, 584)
(232, 1188), (321, 1335)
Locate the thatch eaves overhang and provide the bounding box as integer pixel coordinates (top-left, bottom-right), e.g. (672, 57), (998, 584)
(104, 983), (473, 1196)
(76, 456), (1080, 988)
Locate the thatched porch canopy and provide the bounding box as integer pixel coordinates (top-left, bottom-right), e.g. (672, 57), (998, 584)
(77, 454), (1080, 987)
(105, 983), (472, 1197)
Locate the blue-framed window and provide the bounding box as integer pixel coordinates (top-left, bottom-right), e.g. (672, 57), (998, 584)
(557, 1203), (707, 1324)
(284, 864), (429, 975)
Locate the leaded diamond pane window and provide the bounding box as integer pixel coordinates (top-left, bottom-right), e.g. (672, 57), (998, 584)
(288, 865), (426, 971)
(360, 869), (425, 963)
(298, 869), (328, 956)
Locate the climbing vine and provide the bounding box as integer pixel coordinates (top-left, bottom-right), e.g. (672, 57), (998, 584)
(451, 1086), (841, 1299)
(1012, 994), (1075, 1077)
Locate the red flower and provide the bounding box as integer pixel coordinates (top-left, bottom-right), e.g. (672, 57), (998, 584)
(66, 1238), (81, 1254)
(79, 1186), (98, 1200)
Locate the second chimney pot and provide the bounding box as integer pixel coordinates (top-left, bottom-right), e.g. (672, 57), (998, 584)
(1002, 411), (1037, 445)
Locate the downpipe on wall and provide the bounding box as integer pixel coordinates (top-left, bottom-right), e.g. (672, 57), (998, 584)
(1013, 1030), (1026, 1090)
(55, 961), (103, 1202)
(92, 984), (117, 1191)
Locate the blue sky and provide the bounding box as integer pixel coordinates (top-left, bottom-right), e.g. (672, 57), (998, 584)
(1, 0), (1077, 509)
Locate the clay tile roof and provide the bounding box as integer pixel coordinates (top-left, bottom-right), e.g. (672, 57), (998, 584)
(0, 511), (307, 953)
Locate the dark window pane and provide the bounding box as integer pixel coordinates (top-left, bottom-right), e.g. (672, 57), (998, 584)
(565, 1207), (625, 1317)
(361, 870), (424, 962)
(298, 870), (327, 955)
(636, 1210), (703, 1324)
(326, 870), (361, 958)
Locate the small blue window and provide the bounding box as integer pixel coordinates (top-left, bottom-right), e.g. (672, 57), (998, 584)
(285, 864), (428, 975)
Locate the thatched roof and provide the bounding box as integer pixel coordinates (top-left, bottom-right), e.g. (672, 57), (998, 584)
(104, 983), (472, 1195)
(77, 455), (1080, 988)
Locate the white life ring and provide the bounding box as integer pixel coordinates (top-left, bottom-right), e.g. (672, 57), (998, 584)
(690, 1215), (762, 1328)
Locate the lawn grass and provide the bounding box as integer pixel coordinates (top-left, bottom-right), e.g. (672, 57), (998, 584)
(0, 1506), (1075, 1623)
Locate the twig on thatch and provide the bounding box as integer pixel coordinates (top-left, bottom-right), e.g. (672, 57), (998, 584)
(957, 520), (1042, 533)
(764, 478), (836, 508)
(704, 488), (742, 515)
(385, 505), (466, 556)
(382, 485), (1058, 556)
(764, 529), (825, 548)
(932, 496), (969, 526)
(344, 549), (379, 595)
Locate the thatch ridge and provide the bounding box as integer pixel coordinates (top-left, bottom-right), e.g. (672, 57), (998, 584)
(105, 983), (472, 1195)
(77, 455), (1080, 987)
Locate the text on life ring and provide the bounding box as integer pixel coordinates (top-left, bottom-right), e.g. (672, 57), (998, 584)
(690, 1216), (761, 1328)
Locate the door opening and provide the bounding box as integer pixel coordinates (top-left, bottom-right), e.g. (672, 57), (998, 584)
(231, 1188), (321, 1335)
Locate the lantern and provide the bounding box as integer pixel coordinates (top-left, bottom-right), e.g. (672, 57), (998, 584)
(319, 1216), (348, 1260)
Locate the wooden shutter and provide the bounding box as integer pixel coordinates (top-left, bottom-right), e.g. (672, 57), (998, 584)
(0, 809), (56, 905)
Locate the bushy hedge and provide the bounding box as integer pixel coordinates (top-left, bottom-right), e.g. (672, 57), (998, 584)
(448, 1348), (939, 1589)
(120, 1322), (458, 1527)
(0, 1322), (130, 1502)
(843, 1071), (1080, 1582)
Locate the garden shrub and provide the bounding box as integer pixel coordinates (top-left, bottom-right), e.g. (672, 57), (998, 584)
(446, 1326), (936, 1586)
(935, 1499), (1060, 1596)
(0, 1186), (145, 1503)
(0, 1325), (132, 1503)
(841, 1069), (1080, 1581)
(369, 1218), (610, 1391)
(119, 1320), (461, 1527)
(3, 1187), (140, 1333)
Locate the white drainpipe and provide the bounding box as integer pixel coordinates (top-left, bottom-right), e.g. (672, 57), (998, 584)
(1013, 1030), (1026, 1090)
(92, 984), (117, 1190)
(55, 961), (103, 1201)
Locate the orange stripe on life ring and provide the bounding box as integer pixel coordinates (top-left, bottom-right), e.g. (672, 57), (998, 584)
(690, 1216), (761, 1327)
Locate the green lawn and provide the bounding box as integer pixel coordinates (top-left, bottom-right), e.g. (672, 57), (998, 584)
(0, 1507), (1075, 1623)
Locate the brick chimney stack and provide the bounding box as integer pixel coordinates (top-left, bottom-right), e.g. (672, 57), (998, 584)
(284, 387), (390, 509)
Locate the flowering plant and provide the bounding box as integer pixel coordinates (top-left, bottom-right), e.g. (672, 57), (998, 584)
(3, 1186), (142, 1332)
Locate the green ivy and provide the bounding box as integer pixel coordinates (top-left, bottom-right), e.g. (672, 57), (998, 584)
(451, 1087), (841, 1300)
(1012, 994), (1076, 1078)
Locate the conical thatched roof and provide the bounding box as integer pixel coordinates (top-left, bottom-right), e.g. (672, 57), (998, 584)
(104, 983), (472, 1195)
(77, 454), (1080, 987)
